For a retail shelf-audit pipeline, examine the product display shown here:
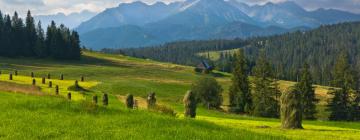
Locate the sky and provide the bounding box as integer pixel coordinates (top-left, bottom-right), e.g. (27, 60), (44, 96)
(0, 0), (359, 16)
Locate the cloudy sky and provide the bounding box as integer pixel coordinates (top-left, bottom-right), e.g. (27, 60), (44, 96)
(0, 0), (359, 16)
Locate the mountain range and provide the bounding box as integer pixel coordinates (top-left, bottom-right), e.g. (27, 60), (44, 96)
(76, 0), (360, 49)
(34, 10), (96, 29)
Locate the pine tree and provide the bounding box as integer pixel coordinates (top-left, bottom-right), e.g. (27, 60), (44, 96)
(327, 52), (357, 121)
(34, 21), (46, 57)
(229, 49), (252, 113)
(296, 63), (318, 120)
(0, 11), (4, 56)
(11, 12), (25, 57)
(24, 10), (36, 56)
(252, 50), (280, 118)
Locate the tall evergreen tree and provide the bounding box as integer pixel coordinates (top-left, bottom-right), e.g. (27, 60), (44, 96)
(11, 12), (25, 57)
(252, 50), (280, 118)
(70, 31), (81, 59)
(229, 49), (252, 113)
(327, 52), (358, 121)
(34, 21), (46, 57)
(25, 10), (36, 56)
(0, 11), (4, 56)
(296, 63), (318, 120)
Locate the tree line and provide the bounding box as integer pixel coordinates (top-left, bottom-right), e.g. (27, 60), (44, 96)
(114, 22), (360, 86)
(0, 10), (81, 59)
(192, 49), (360, 121)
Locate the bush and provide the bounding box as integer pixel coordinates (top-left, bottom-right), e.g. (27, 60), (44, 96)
(126, 94), (134, 109)
(191, 76), (223, 109)
(183, 91), (197, 118)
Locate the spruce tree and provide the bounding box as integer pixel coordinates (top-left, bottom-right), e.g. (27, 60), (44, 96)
(229, 49), (252, 113)
(252, 50), (280, 118)
(327, 52), (357, 121)
(34, 21), (46, 57)
(25, 10), (36, 57)
(296, 63), (318, 120)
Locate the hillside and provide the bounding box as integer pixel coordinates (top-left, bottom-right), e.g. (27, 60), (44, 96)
(119, 21), (360, 85)
(0, 52), (359, 139)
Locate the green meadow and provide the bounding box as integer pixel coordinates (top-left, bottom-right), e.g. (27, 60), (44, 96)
(0, 51), (359, 140)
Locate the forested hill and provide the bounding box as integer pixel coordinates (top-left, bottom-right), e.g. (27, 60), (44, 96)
(112, 22), (360, 85)
(0, 10), (81, 60)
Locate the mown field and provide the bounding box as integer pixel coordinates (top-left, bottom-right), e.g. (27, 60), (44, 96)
(0, 51), (359, 140)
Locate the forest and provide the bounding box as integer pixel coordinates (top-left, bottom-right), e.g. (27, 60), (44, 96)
(113, 22), (360, 86)
(0, 10), (81, 60)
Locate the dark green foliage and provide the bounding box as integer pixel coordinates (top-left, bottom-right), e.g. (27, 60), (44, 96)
(0, 10), (81, 59)
(126, 94), (134, 109)
(14, 70), (18, 76)
(9, 73), (12, 80)
(327, 52), (359, 121)
(296, 63), (318, 120)
(93, 95), (98, 104)
(147, 92), (156, 109)
(229, 49), (252, 113)
(55, 85), (59, 95)
(67, 92), (72, 100)
(42, 77), (45, 84)
(191, 76), (223, 109)
(32, 79), (36, 86)
(252, 51), (280, 118)
(183, 91), (197, 118)
(102, 93), (108, 106)
(117, 22), (360, 86)
(49, 81), (52, 88)
(281, 88), (303, 129)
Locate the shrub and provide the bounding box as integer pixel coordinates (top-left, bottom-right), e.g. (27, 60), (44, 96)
(183, 91), (197, 118)
(126, 94), (134, 109)
(191, 76), (223, 109)
(281, 88), (303, 129)
(147, 92), (156, 109)
(102, 93), (108, 106)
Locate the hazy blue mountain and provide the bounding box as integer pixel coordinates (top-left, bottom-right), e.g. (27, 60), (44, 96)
(229, 1), (360, 28)
(80, 25), (160, 50)
(34, 10), (96, 29)
(77, 0), (360, 49)
(76, 1), (181, 34)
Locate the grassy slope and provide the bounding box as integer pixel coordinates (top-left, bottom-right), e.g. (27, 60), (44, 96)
(0, 51), (359, 140)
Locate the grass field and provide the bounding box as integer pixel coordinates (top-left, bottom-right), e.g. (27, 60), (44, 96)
(0, 51), (359, 140)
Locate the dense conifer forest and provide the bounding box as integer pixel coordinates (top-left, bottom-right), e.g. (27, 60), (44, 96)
(0, 10), (81, 60)
(112, 22), (360, 86)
